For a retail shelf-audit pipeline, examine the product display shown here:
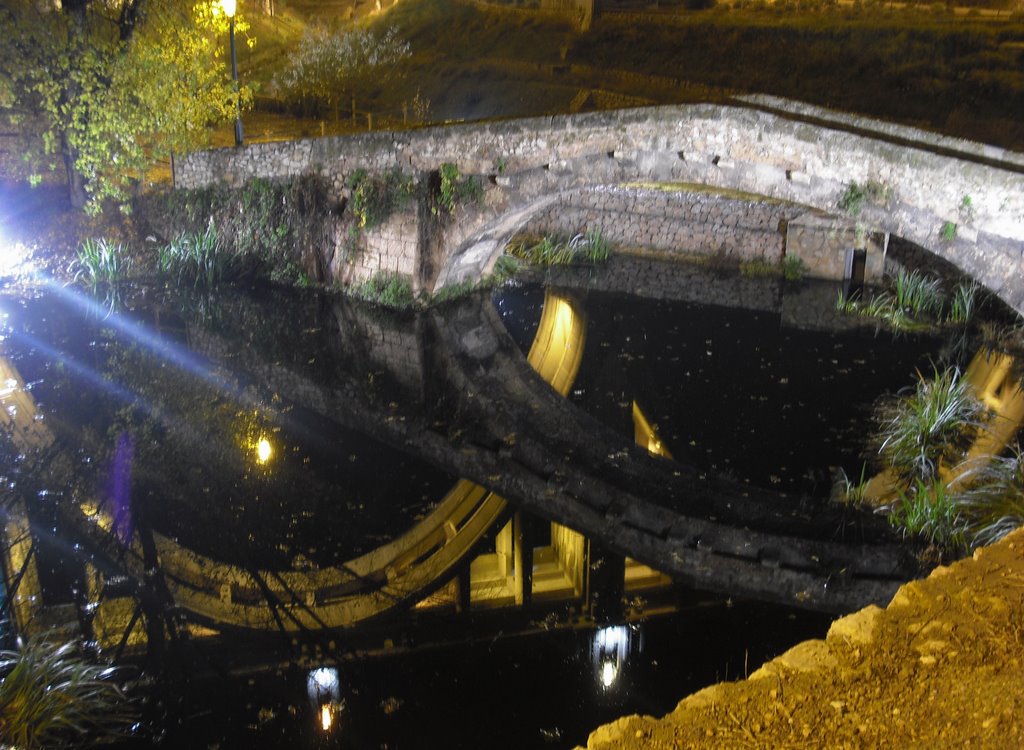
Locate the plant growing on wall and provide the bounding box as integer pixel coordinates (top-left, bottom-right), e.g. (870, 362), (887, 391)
(137, 174), (334, 286)
(347, 168), (416, 230)
(838, 179), (891, 216)
(436, 163), (483, 216)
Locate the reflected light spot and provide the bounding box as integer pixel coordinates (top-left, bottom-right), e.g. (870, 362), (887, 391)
(320, 703), (333, 732)
(0, 232), (31, 277)
(256, 437), (272, 464)
(601, 660), (618, 688)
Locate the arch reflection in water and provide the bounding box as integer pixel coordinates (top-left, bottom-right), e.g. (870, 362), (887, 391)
(0, 287), (642, 643)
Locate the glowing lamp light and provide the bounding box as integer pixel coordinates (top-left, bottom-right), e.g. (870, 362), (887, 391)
(255, 437), (272, 464)
(320, 703), (333, 732)
(219, 0), (236, 17)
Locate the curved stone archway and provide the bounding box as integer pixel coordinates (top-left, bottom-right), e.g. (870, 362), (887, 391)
(175, 96), (1024, 312)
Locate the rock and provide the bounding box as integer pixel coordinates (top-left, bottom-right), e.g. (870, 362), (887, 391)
(827, 604), (882, 646)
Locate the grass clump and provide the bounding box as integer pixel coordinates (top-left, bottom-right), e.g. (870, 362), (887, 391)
(157, 221), (243, 288)
(836, 267), (982, 330)
(956, 451), (1024, 548)
(892, 268), (943, 318)
(873, 367), (988, 482)
(506, 229), (612, 266)
(0, 640), (135, 749)
(739, 255), (808, 281)
(940, 221), (958, 242)
(491, 254), (521, 283)
(350, 273), (415, 309)
(69, 238), (132, 286)
(887, 478), (967, 555)
(831, 465), (869, 507)
(782, 254), (808, 281)
(946, 281), (981, 325)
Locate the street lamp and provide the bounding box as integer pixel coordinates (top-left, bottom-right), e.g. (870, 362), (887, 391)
(221, 0), (243, 146)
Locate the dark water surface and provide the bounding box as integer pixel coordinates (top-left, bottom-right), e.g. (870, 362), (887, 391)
(0, 265), (954, 749)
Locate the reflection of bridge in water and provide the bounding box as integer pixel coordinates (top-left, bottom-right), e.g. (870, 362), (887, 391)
(10, 282), (1013, 650)
(0, 288), (670, 645)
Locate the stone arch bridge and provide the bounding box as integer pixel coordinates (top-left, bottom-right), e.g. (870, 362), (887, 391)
(174, 95), (1024, 312)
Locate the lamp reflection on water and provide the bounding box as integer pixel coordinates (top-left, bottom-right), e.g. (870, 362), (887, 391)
(255, 436), (272, 464)
(307, 667), (342, 734)
(591, 625), (641, 691)
(0, 229), (32, 278)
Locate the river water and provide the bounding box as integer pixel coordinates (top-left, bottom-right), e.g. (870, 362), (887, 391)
(0, 260), (960, 748)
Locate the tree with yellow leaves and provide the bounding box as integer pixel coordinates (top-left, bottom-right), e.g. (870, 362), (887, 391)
(0, 0), (252, 213)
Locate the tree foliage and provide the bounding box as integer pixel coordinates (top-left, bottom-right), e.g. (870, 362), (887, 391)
(0, 0), (252, 212)
(271, 26), (410, 118)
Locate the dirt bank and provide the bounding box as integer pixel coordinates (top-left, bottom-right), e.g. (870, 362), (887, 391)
(578, 526), (1024, 749)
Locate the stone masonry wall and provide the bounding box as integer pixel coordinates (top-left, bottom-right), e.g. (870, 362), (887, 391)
(334, 208), (421, 288)
(522, 186), (790, 262)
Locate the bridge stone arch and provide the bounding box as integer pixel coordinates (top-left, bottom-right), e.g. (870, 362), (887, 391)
(174, 95), (1024, 311)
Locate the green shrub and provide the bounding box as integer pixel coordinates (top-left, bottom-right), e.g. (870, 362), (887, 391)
(69, 238), (132, 286)
(959, 195), (975, 225)
(839, 182), (867, 215)
(351, 273), (415, 309)
(431, 279), (478, 304)
(492, 254), (520, 283)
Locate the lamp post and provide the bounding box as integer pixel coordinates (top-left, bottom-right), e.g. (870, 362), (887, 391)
(221, 0), (243, 146)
